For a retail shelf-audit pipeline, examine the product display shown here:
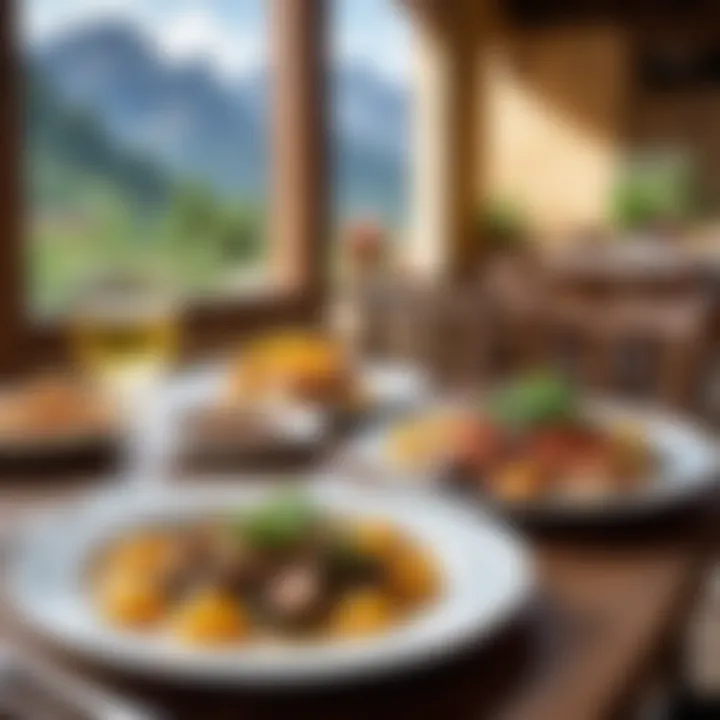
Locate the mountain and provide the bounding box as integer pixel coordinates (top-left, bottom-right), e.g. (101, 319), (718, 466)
(36, 22), (265, 199)
(26, 61), (170, 212)
(33, 21), (408, 220)
(331, 66), (409, 219)
(331, 65), (409, 159)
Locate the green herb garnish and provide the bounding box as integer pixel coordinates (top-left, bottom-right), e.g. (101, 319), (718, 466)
(238, 491), (318, 550)
(489, 372), (576, 431)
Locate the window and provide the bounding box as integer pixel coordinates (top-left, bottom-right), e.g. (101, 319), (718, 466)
(330, 0), (412, 267)
(0, 1), (327, 366)
(22, 0), (271, 317)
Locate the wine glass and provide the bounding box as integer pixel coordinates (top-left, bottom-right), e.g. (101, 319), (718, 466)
(70, 271), (179, 488)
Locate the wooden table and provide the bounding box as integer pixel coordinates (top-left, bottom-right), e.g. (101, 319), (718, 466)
(0, 476), (716, 720)
(543, 242), (703, 286)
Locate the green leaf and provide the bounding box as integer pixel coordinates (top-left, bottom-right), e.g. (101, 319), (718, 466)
(489, 372), (576, 431)
(238, 491), (318, 550)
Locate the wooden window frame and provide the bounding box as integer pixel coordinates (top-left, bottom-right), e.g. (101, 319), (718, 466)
(0, 0), (329, 372)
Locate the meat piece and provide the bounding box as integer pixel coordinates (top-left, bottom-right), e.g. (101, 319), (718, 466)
(490, 460), (547, 502)
(161, 525), (256, 600)
(160, 550), (196, 600)
(444, 418), (503, 478)
(261, 561), (328, 627)
(207, 536), (268, 595)
(326, 543), (385, 591)
(525, 426), (599, 474)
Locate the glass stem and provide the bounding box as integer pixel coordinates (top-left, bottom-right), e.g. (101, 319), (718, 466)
(116, 372), (172, 491)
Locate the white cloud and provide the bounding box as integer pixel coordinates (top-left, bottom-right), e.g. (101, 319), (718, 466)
(155, 9), (266, 79)
(23, 0), (146, 43)
(23, 0), (407, 84)
(23, 0), (266, 80)
(334, 29), (411, 85)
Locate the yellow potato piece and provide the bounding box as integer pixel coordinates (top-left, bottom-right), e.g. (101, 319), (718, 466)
(330, 589), (392, 638)
(389, 548), (438, 603)
(104, 534), (174, 578)
(352, 520), (401, 561)
(231, 332), (348, 402)
(389, 415), (458, 471)
(611, 422), (649, 478)
(492, 462), (544, 502)
(96, 572), (165, 628)
(172, 589), (249, 646)
(390, 420), (434, 469)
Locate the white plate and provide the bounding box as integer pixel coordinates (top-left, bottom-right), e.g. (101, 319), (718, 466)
(174, 360), (430, 426)
(359, 362), (430, 414)
(0, 426), (118, 458)
(8, 482), (532, 685)
(349, 400), (720, 523)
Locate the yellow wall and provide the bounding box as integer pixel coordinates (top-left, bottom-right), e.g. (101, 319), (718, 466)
(483, 27), (630, 241)
(408, 0), (487, 276)
(407, 10), (632, 269)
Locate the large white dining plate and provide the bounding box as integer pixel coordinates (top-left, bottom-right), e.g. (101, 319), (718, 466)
(8, 482), (532, 685)
(349, 400), (720, 523)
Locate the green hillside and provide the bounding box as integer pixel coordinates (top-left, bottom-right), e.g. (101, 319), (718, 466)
(26, 64), (265, 316)
(26, 65), (170, 212)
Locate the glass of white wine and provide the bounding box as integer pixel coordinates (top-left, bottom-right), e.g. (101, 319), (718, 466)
(70, 272), (179, 487)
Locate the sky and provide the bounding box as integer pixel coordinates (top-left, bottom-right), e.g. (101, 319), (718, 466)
(21, 0), (413, 83)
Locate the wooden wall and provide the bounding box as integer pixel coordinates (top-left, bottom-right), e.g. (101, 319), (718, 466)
(482, 26), (631, 241)
(406, 4), (633, 266)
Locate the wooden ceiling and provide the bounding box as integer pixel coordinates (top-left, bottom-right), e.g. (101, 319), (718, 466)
(508, 0), (718, 27)
(400, 1), (720, 29)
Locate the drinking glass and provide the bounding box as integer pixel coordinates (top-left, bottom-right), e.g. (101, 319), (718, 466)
(70, 272), (179, 487)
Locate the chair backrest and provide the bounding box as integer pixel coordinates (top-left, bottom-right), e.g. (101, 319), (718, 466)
(352, 275), (491, 387)
(352, 273), (431, 364)
(424, 281), (490, 387)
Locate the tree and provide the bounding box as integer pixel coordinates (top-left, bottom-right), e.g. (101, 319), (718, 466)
(216, 206), (263, 264)
(166, 183), (220, 245)
(163, 184), (265, 290)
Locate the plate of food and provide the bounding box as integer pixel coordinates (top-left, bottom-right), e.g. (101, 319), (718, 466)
(0, 375), (117, 456)
(179, 331), (429, 465)
(352, 373), (719, 522)
(228, 330), (428, 419)
(9, 483), (531, 685)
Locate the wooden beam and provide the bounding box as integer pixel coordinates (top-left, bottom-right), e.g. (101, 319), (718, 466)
(0, 1), (26, 373)
(408, 0), (494, 279)
(270, 0), (328, 307)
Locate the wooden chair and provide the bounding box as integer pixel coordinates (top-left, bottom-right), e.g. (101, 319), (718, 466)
(592, 290), (713, 409)
(352, 275), (494, 389)
(480, 254), (547, 377)
(539, 250), (713, 409)
(351, 272), (433, 365)
(539, 279), (612, 387)
(423, 281), (492, 388)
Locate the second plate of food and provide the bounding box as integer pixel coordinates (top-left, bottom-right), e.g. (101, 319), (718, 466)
(178, 331), (430, 465)
(350, 373), (719, 523)
(226, 330), (430, 419)
(0, 375), (118, 458)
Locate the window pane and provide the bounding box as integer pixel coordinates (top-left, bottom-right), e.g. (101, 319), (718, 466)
(21, 0), (270, 317)
(330, 0), (412, 273)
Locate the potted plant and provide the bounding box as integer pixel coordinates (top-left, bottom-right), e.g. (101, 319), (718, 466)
(610, 152), (702, 239)
(477, 198), (529, 258)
